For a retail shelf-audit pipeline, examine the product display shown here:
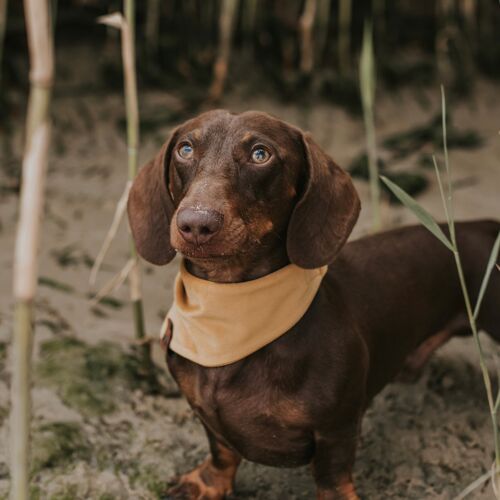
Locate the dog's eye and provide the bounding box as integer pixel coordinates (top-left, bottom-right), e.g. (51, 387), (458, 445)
(178, 143), (194, 159)
(251, 147), (271, 164)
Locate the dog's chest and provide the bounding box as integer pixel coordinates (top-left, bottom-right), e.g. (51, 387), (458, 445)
(167, 352), (315, 467)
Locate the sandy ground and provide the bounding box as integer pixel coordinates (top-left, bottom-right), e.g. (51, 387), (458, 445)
(0, 46), (499, 498)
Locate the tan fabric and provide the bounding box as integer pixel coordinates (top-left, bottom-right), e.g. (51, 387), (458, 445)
(161, 260), (328, 367)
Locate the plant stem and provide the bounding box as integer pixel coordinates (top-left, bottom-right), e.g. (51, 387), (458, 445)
(364, 105), (380, 231)
(299, 0), (316, 75)
(11, 1), (53, 497)
(451, 245), (500, 467)
(10, 302), (33, 500)
(123, 0), (149, 366)
(360, 21), (381, 231)
(441, 85), (455, 242)
(384, 87), (500, 494)
(440, 86), (500, 469)
(209, 0), (239, 101)
(124, 0), (138, 179)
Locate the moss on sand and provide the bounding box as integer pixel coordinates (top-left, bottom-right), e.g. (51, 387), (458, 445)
(37, 337), (153, 416)
(32, 422), (90, 474)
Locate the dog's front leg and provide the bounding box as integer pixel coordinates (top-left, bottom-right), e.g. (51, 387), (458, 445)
(311, 425), (360, 500)
(166, 425), (241, 500)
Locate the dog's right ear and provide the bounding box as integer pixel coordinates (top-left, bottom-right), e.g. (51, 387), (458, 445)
(127, 130), (179, 265)
(287, 133), (360, 269)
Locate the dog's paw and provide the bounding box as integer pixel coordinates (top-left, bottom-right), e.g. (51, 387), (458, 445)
(163, 479), (201, 499)
(162, 459), (235, 500)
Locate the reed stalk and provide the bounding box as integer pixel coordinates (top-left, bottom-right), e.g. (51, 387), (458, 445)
(209, 0), (239, 101)
(11, 1), (54, 498)
(435, 0), (453, 83)
(299, 0), (316, 75)
(123, 0), (148, 363)
(359, 21), (381, 231)
(97, 3), (149, 366)
(461, 0), (476, 40)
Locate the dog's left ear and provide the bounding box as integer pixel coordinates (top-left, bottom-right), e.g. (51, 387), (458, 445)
(127, 135), (177, 266)
(287, 133), (361, 269)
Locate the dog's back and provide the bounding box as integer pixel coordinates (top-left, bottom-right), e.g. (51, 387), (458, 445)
(330, 219), (500, 398)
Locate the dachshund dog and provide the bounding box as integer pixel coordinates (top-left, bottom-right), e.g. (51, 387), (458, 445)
(127, 110), (500, 499)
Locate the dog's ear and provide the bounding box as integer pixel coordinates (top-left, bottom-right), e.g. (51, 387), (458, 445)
(287, 132), (360, 269)
(127, 130), (179, 265)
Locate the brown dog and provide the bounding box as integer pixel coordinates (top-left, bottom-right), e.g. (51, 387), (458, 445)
(127, 110), (500, 499)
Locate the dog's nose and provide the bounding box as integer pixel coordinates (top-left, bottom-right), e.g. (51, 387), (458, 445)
(176, 208), (223, 245)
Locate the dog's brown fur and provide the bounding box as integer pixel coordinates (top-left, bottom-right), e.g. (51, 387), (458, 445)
(128, 110), (500, 499)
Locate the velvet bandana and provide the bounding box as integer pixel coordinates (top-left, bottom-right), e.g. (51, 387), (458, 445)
(161, 260), (328, 367)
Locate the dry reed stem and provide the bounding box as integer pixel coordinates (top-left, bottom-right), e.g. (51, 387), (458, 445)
(10, 302), (33, 500)
(13, 124), (51, 300)
(11, 0), (54, 498)
(24, 0), (53, 87)
(360, 21), (381, 231)
(461, 0), (476, 37)
(97, 13), (138, 169)
(455, 466), (494, 499)
(98, 8), (147, 349)
(89, 181), (131, 287)
(128, 256), (142, 301)
(209, 0), (239, 101)
(435, 0), (455, 84)
(299, 0), (316, 74)
(90, 257), (134, 307)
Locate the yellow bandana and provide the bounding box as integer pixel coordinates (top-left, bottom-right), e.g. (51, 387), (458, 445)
(161, 260), (328, 367)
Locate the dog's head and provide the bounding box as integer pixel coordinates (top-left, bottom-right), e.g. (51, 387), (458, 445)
(127, 110), (360, 271)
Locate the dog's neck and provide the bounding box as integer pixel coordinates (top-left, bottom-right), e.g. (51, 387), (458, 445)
(184, 246), (290, 283)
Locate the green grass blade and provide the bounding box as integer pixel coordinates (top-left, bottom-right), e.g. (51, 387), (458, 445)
(432, 155), (451, 228)
(441, 85), (455, 242)
(474, 231), (500, 320)
(380, 175), (453, 251)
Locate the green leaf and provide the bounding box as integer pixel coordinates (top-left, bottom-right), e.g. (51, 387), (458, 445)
(474, 231), (500, 319)
(380, 175), (453, 251)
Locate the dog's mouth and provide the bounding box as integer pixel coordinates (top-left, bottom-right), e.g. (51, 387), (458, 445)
(171, 227), (246, 261)
(174, 243), (236, 260)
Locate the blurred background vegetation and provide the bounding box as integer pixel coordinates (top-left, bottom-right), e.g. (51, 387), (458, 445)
(0, 0), (499, 203)
(1, 0), (500, 120)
